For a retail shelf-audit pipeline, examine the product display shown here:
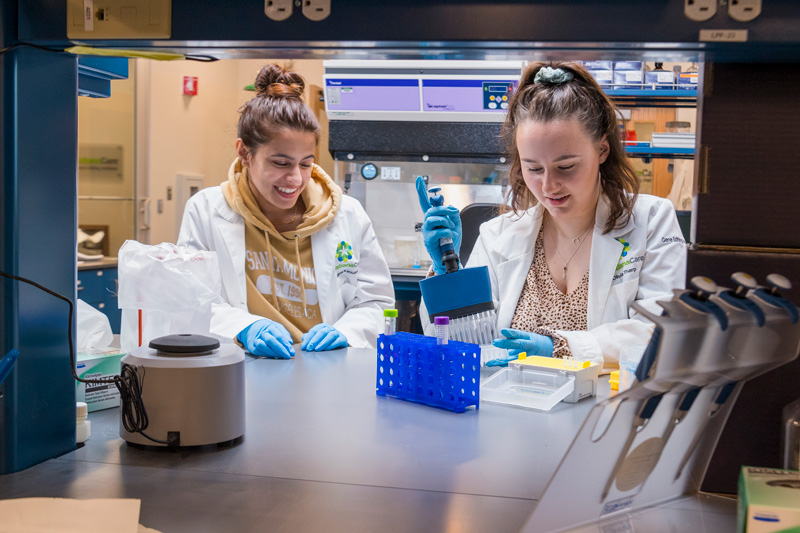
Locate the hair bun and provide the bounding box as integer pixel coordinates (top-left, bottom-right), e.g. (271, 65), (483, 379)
(254, 64), (305, 99)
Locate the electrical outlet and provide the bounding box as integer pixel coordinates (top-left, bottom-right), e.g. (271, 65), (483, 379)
(265, 0), (293, 21)
(302, 0), (331, 21)
(729, 0), (761, 22)
(684, 0), (717, 21)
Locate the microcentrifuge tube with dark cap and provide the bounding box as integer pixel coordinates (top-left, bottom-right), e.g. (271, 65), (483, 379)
(434, 316), (449, 345)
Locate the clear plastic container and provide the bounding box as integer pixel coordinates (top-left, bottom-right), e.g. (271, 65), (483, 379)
(480, 367), (575, 411)
(783, 398), (800, 471)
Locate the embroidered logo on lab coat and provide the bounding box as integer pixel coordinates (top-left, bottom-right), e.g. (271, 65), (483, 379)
(615, 237), (631, 258)
(335, 240), (358, 277)
(335, 241), (353, 262)
(612, 236), (643, 286)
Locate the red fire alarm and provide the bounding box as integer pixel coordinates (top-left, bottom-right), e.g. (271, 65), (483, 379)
(183, 76), (198, 96)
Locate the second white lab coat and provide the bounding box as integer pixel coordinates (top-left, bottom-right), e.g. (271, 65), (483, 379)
(177, 187), (395, 348)
(428, 194), (687, 372)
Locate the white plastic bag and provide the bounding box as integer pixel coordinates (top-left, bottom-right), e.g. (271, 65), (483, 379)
(117, 240), (221, 352)
(76, 299), (114, 351)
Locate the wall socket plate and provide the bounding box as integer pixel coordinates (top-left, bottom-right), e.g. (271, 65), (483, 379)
(684, 0), (717, 21)
(302, 0), (331, 21)
(729, 0), (762, 22)
(265, 0), (293, 21)
(67, 0), (171, 39)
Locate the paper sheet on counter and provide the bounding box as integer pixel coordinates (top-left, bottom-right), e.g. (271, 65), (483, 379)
(0, 498), (160, 533)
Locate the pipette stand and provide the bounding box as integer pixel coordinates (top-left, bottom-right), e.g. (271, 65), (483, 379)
(522, 283), (800, 532)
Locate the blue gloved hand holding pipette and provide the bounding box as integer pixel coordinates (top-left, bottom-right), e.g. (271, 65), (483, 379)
(301, 323), (348, 352)
(415, 176), (462, 275)
(237, 319), (295, 359)
(487, 328), (554, 367)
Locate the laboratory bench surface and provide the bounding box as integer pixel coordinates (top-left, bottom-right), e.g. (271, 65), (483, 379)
(0, 348), (736, 532)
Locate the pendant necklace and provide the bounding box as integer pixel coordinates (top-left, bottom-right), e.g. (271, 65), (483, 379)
(548, 219), (594, 279)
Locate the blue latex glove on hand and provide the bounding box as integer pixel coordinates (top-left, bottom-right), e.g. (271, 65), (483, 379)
(301, 323), (348, 352)
(487, 328), (554, 367)
(237, 319), (295, 359)
(415, 176), (462, 275)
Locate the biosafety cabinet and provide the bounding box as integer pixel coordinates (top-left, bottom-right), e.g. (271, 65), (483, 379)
(324, 60), (521, 270)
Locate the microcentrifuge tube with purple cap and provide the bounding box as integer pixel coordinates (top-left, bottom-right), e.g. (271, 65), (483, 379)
(434, 316), (449, 345)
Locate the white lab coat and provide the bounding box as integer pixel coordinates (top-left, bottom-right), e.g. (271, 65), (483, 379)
(425, 194), (687, 372)
(177, 187), (395, 348)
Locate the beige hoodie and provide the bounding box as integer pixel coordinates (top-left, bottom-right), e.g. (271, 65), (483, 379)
(222, 158), (342, 342)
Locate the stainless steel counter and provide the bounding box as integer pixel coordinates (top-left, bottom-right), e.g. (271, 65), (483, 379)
(0, 348), (736, 532)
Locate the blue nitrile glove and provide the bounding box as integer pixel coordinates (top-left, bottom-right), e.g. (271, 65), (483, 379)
(0, 350), (19, 385)
(487, 328), (554, 367)
(415, 176), (462, 275)
(301, 323), (348, 352)
(237, 319), (295, 359)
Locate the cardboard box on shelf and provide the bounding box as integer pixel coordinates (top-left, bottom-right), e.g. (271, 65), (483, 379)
(587, 69), (613, 86)
(645, 70), (675, 89)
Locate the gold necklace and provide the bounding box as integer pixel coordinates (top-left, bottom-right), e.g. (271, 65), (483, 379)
(547, 219), (594, 279)
(288, 202), (299, 224)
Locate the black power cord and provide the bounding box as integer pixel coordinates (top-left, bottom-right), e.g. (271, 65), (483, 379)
(0, 270), (175, 446)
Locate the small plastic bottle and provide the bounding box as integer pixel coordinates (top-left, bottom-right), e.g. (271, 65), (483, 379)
(434, 316), (449, 345)
(76, 401), (91, 444)
(384, 309), (398, 336)
(783, 398), (800, 470)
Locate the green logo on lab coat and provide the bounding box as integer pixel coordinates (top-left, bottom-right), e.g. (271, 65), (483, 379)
(335, 241), (353, 262)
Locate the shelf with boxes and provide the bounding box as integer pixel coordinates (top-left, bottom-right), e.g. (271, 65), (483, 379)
(578, 62), (699, 163)
(583, 61), (699, 100)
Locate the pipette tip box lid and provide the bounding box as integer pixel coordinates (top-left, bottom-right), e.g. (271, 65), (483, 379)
(481, 366), (575, 411)
(510, 354), (600, 403)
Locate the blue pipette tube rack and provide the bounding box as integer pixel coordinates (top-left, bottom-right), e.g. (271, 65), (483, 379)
(376, 332), (481, 413)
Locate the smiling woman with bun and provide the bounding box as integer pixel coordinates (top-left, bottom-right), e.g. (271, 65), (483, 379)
(178, 64), (393, 359)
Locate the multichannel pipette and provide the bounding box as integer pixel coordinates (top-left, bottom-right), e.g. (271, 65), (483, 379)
(417, 177), (500, 349)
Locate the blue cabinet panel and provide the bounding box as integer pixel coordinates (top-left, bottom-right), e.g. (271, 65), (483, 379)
(78, 267), (120, 334)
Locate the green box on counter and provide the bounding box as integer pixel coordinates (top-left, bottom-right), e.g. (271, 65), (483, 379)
(76, 349), (124, 412)
(738, 466), (800, 533)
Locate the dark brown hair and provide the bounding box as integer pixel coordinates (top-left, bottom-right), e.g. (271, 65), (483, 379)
(502, 61), (639, 233)
(237, 63), (321, 152)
